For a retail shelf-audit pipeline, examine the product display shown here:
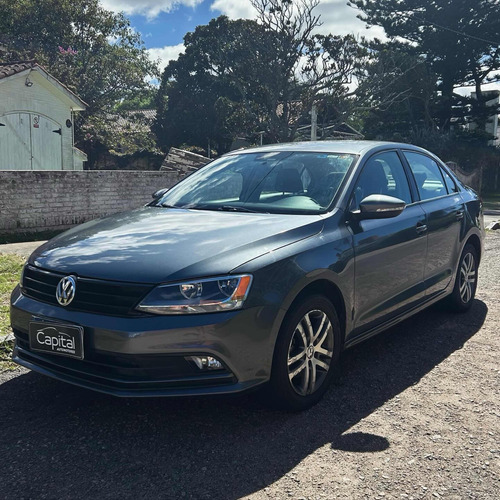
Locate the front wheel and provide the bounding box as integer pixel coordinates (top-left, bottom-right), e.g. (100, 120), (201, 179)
(266, 295), (342, 411)
(446, 243), (478, 312)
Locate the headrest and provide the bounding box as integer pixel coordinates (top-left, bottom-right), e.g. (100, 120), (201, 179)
(276, 168), (303, 193)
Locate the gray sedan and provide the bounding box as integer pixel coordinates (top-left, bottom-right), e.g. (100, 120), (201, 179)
(10, 141), (484, 410)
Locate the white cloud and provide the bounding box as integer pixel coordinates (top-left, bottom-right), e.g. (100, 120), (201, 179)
(101, 0), (203, 19)
(210, 0), (256, 19)
(148, 43), (185, 70)
(210, 0), (386, 39)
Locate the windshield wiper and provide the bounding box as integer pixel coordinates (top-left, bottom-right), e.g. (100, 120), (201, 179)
(218, 205), (266, 214)
(161, 203), (180, 208)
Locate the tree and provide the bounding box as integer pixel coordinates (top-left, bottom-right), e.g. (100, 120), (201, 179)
(154, 16), (271, 153)
(350, 0), (500, 130)
(0, 0), (158, 155)
(251, 0), (366, 142)
(355, 41), (438, 139)
(155, 2), (365, 152)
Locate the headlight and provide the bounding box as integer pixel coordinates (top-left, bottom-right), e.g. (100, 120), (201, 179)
(136, 275), (253, 315)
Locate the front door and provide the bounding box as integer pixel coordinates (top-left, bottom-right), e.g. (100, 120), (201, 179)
(348, 151), (427, 334)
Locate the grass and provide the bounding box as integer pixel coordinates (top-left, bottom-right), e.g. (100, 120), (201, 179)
(0, 255), (24, 370)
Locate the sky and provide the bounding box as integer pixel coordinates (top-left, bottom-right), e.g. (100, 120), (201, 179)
(100, 0), (386, 70)
(100, 0), (499, 95)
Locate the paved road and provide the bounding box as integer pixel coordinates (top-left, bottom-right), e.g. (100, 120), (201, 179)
(0, 240), (46, 257)
(0, 234), (498, 499)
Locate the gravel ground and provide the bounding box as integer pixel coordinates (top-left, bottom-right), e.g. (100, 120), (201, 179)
(0, 233), (498, 499)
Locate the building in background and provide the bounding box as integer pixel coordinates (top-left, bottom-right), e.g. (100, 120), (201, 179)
(0, 61), (87, 170)
(470, 90), (499, 147)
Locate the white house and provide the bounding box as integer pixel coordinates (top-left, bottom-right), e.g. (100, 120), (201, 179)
(0, 61), (87, 170)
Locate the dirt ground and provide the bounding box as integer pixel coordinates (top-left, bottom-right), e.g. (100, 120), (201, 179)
(0, 233), (498, 500)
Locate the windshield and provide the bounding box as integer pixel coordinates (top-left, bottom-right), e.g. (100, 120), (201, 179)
(155, 151), (357, 215)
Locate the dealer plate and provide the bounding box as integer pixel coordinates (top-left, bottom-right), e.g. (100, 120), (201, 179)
(29, 321), (84, 360)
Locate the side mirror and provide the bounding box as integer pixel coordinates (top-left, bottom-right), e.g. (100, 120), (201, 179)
(355, 194), (406, 219)
(152, 188), (169, 199)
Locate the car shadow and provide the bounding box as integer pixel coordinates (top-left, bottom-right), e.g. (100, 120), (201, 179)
(0, 300), (487, 499)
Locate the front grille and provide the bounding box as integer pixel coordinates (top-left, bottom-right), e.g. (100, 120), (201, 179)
(22, 265), (153, 316)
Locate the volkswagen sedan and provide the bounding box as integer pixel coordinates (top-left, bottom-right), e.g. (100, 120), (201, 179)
(10, 141), (484, 410)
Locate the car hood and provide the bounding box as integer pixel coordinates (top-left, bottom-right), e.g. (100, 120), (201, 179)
(30, 207), (324, 283)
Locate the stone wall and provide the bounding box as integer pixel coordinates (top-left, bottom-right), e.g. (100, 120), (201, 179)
(0, 170), (185, 237)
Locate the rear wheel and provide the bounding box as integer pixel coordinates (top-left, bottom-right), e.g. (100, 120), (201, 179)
(446, 243), (478, 312)
(266, 295), (342, 411)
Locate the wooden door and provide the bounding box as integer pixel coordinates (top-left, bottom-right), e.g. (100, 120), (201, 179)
(0, 112), (32, 170)
(31, 115), (63, 170)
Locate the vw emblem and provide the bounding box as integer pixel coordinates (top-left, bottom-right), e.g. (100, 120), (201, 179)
(56, 276), (77, 306)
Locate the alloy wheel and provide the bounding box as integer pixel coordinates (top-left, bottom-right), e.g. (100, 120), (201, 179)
(459, 252), (476, 304)
(287, 309), (334, 396)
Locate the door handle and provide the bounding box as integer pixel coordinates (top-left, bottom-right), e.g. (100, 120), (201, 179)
(456, 210), (464, 221)
(416, 222), (428, 234)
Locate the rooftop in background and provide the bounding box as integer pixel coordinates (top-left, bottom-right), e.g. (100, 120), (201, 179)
(108, 109), (157, 132)
(0, 60), (36, 80)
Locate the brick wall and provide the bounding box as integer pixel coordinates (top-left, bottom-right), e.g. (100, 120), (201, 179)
(0, 170), (184, 236)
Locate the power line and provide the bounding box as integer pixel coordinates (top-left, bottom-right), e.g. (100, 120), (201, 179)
(348, 3), (500, 46)
(405, 13), (500, 47)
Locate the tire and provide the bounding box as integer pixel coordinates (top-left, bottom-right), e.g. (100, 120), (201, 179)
(265, 295), (342, 411)
(446, 243), (478, 312)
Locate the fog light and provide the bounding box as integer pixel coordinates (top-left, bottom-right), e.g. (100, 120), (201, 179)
(186, 355), (224, 370)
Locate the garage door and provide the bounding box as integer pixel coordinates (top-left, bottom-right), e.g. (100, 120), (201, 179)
(0, 112), (63, 170)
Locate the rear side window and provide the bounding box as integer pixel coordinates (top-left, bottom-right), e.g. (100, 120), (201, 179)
(440, 166), (459, 193)
(404, 152), (447, 201)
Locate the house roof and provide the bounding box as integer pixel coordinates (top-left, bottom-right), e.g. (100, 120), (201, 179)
(0, 61), (35, 79)
(0, 61), (87, 110)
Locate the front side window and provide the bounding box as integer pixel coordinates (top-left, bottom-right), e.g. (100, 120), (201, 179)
(352, 151), (412, 208)
(404, 152), (447, 201)
(156, 151), (357, 215)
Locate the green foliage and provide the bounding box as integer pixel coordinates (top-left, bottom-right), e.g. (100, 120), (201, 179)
(0, 0), (159, 158)
(155, 2), (365, 153)
(0, 255), (24, 369)
(350, 0), (500, 129)
(356, 41), (439, 138)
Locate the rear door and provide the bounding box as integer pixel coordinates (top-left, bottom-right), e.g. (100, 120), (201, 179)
(403, 151), (464, 297)
(348, 150), (427, 333)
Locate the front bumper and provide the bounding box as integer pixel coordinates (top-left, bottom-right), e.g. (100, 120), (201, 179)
(10, 286), (280, 397)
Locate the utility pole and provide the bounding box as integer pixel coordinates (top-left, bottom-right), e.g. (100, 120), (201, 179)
(310, 103), (318, 141)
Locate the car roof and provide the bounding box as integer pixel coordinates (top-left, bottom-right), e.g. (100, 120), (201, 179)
(226, 140), (430, 156)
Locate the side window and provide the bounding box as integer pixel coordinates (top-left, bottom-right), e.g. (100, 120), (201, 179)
(404, 152), (447, 201)
(440, 166), (458, 194)
(352, 151), (412, 208)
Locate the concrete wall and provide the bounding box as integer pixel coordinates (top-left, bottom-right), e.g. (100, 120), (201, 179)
(0, 170), (184, 236)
